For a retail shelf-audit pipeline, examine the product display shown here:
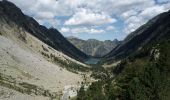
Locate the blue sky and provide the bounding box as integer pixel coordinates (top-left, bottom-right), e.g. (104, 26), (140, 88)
(7, 0), (170, 41)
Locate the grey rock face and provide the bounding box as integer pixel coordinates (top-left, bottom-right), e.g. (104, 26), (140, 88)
(67, 37), (120, 57)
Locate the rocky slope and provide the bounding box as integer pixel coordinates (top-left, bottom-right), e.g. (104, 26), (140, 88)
(68, 37), (120, 57)
(0, 0), (91, 99)
(0, 0), (88, 62)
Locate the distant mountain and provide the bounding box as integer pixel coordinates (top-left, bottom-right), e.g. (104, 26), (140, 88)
(105, 10), (170, 61)
(0, 0), (88, 62)
(67, 37), (120, 57)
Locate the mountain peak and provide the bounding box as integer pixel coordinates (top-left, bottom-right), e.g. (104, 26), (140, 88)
(67, 37), (120, 57)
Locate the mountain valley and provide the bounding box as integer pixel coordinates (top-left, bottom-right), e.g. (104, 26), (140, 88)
(0, 0), (170, 100)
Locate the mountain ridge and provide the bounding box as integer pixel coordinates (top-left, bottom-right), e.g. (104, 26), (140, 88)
(104, 10), (170, 61)
(0, 0), (88, 62)
(67, 37), (120, 57)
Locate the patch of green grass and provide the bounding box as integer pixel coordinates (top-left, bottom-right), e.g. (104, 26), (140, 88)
(50, 53), (89, 73)
(41, 51), (90, 73)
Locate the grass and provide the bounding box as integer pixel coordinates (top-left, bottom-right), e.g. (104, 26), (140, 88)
(40, 51), (90, 73)
(50, 53), (89, 73)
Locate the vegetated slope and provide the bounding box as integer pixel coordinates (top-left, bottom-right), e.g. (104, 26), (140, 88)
(68, 37), (120, 57)
(77, 10), (170, 100)
(105, 10), (170, 61)
(0, 1), (90, 99)
(0, 0), (88, 62)
(108, 33), (170, 100)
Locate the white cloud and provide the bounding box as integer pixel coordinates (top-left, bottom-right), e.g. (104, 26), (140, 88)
(71, 28), (86, 33)
(64, 8), (117, 26)
(86, 0), (155, 15)
(8, 0), (72, 27)
(60, 27), (105, 34)
(123, 4), (169, 34)
(60, 27), (70, 33)
(6, 0), (170, 38)
(121, 10), (138, 19)
(140, 5), (167, 19)
(106, 26), (115, 31)
(89, 29), (105, 34)
(34, 12), (55, 20)
(71, 27), (105, 34)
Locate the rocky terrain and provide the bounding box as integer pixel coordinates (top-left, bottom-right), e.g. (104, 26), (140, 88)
(0, 0), (91, 99)
(68, 37), (120, 57)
